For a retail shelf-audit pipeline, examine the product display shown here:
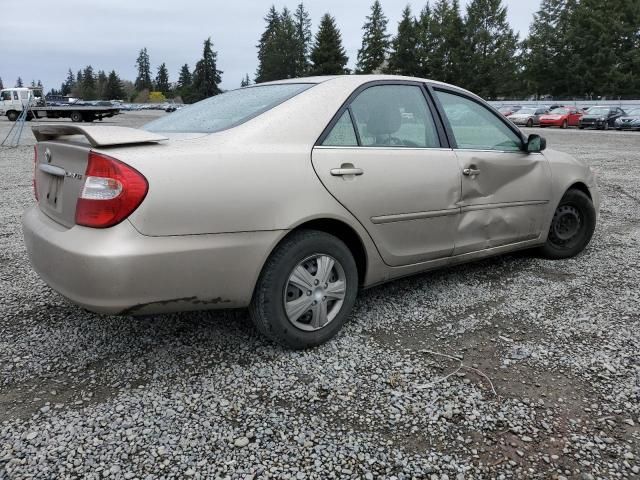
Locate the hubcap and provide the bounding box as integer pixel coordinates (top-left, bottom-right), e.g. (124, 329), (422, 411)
(549, 204), (582, 246)
(283, 254), (346, 332)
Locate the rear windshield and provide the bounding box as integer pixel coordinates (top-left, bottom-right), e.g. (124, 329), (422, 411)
(145, 83), (313, 133)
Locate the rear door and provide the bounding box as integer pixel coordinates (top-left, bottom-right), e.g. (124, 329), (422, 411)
(431, 87), (552, 255)
(312, 82), (461, 267)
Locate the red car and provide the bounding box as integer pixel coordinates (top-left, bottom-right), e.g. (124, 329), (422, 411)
(539, 107), (583, 129)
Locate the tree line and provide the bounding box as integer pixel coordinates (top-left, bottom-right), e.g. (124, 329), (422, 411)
(4, 0), (639, 102)
(254, 0), (640, 99)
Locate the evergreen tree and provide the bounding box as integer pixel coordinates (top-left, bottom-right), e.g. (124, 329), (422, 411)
(37, 80), (43, 89)
(76, 70), (83, 86)
(428, 0), (467, 84)
(255, 6), (300, 82)
(310, 14), (349, 75)
(31, 80), (36, 88)
(155, 63), (170, 94)
(135, 48), (152, 91)
(255, 6), (282, 82)
(191, 37), (223, 101)
(96, 70), (107, 99)
(241, 74), (251, 87)
(104, 70), (125, 100)
(0, 77), (3, 89)
(416, 4), (436, 78)
(463, 0), (520, 98)
(16, 77), (23, 87)
(294, 2), (313, 76)
(61, 69), (75, 95)
(387, 5), (420, 76)
(522, 0), (576, 98)
(277, 7), (299, 78)
(565, 0), (640, 97)
(356, 0), (390, 73)
(176, 64), (193, 102)
(81, 65), (97, 99)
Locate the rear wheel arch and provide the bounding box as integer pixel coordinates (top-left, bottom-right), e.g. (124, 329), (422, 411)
(284, 218), (367, 286)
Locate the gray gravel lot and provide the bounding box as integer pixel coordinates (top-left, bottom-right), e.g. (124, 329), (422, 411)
(0, 112), (639, 479)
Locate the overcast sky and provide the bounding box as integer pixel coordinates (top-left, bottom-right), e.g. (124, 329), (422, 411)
(1, 0), (540, 92)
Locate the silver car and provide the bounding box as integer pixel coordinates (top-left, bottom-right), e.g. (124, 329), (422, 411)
(23, 75), (600, 348)
(509, 107), (549, 127)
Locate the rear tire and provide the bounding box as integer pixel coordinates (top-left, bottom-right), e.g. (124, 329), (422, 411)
(70, 111), (83, 123)
(250, 230), (358, 349)
(539, 189), (596, 260)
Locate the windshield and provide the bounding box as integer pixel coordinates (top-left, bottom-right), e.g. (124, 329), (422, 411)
(586, 107), (610, 115)
(145, 83), (313, 133)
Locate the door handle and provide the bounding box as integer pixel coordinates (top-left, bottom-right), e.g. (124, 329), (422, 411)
(331, 167), (364, 176)
(463, 167), (481, 176)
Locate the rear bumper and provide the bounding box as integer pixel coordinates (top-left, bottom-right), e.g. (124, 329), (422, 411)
(22, 206), (283, 315)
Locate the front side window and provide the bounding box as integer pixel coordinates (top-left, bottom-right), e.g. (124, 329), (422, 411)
(348, 85), (439, 148)
(145, 83), (312, 133)
(435, 90), (522, 152)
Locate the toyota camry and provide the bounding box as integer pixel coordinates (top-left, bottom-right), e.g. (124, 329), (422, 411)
(23, 75), (600, 348)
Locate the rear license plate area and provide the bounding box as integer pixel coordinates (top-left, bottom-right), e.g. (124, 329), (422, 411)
(44, 176), (64, 211)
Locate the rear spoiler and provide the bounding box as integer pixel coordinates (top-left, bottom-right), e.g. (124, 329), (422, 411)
(32, 125), (168, 147)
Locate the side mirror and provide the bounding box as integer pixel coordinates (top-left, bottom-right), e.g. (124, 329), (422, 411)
(526, 134), (546, 153)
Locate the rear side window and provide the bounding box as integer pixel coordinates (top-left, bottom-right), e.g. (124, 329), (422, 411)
(323, 111), (358, 146)
(145, 84), (312, 133)
(435, 90), (522, 152)
(350, 85), (439, 148)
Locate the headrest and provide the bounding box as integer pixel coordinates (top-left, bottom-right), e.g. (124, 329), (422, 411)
(365, 102), (402, 137)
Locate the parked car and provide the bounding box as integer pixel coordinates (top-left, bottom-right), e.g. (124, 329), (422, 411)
(498, 105), (522, 117)
(580, 106), (626, 130)
(23, 75), (600, 349)
(508, 107), (549, 127)
(539, 107), (583, 129)
(614, 107), (640, 131)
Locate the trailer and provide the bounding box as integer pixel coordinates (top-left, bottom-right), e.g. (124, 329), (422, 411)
(0, 87), (120, 123)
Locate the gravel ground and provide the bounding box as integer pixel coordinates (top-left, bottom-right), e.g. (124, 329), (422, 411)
(0, 112), (638, 479)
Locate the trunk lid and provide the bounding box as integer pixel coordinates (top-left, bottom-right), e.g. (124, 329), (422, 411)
(32, 125), (168, 228)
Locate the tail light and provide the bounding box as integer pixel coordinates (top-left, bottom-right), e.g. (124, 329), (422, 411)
(75, 151), (148, 228)
(33, 146), (38, 201)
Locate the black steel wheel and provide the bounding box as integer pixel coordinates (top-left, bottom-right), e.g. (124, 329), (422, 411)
(539, 189), (596, 259)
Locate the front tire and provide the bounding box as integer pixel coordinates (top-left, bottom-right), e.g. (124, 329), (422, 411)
(539, 189), (596, 259)
(7, 111), (18, 122)
(561, 120), (568, 129)
(527, 119), (533, 128)
(250, 230), (358, 349)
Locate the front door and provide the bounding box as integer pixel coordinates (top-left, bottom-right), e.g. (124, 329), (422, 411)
(312, 83), (461, 267)
(433, 88), (552, 255)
